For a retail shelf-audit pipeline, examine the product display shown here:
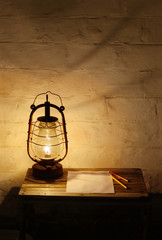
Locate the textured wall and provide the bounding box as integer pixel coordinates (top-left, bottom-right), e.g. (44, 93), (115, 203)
(0, 0), (162, 202)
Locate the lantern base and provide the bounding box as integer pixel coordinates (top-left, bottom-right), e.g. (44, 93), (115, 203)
(32, 162), (63, 179)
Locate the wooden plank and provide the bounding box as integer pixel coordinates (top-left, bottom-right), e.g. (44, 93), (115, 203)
(19, 168), (148, 198)
(19, 187), (148, 198)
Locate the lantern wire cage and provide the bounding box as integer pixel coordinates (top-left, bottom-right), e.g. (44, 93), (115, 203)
(29, 119), (65, 162)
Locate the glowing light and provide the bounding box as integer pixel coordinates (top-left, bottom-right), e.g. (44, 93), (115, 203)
(44, 146), (51, 155)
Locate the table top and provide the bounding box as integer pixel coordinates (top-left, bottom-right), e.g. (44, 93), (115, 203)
(19, 168), (148, 198)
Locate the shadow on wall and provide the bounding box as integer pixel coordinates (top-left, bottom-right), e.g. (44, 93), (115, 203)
(1, 0), (160, 112)
(0, 0), (160, 71)
(65, 0), (152, 70)
(0, 187), (20, 230)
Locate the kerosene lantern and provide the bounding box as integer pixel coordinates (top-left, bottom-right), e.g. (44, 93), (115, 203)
(27, 91), (68, 179)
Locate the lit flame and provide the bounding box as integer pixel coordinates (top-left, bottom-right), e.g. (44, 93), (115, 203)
(44, 146), (50, 155)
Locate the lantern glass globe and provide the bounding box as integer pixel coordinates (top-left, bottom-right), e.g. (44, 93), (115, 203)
(32, 121), (60, 161)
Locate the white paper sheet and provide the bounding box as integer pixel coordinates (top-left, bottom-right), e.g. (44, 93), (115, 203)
(66, 171), (115, 193)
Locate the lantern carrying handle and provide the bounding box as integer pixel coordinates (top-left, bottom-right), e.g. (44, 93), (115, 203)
(32, 91), (63, 106)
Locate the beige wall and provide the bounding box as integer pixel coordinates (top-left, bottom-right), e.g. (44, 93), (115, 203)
(0, 0), (162, 202)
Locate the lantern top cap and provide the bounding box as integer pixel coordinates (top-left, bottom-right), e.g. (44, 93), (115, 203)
(37, 116), (58, 122)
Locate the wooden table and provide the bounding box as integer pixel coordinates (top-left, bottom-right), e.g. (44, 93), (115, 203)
(19, 168), (150, 240)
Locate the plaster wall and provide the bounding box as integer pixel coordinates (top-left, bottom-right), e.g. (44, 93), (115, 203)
(0, 0), (162, 203)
